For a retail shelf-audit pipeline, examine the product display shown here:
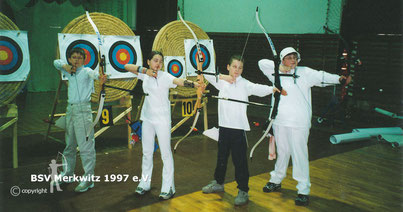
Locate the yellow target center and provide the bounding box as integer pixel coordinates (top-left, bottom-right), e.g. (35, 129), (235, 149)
(119, 53), (127, 61)
(0, 50), (8, 61)
(173, 66), (178, 72)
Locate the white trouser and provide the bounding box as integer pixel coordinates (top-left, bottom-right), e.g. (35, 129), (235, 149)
(138, 120), (175, 193)
(269, 124), (311, 195)
(63, 102), (96, 181)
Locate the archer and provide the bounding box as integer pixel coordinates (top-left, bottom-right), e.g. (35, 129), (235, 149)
(259, 47), (351, 206)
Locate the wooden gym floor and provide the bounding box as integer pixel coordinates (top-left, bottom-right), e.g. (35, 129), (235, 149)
(0, 90), (401, 212)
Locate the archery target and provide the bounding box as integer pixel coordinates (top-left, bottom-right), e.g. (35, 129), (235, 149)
(66, 40), (98, 69)
(58, 33), (99, 80)
(164, 56), (186, 79)
(103, 35), (142, 79)
(109, 41), (135, 71)
(0, 30), (30, 82)
(184, 39), (215, 77)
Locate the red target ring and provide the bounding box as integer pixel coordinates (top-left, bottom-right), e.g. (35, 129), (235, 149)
(167, 59), (184, 77)
(0, 36), (23, 75)
(65, 40), (98, 70)
(0, 46), (13, 65)
(116, 48), (130, 64)
(189, 44), (210, 71)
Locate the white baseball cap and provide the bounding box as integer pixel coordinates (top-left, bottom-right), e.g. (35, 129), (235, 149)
(279, 47), (301, 62)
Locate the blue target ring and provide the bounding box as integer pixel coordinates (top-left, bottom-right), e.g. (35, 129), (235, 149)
(189, 44), (210, 71)
(167, 59), (184, 77)
(66, 40), (98, 70)
(0, 36), (23, 75)
(109, 41), (136, 73)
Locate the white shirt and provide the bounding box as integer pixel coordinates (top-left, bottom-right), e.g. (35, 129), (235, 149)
(137, 71), (177, 124)
(205, 75), (273, 131)
(258, 59), (340, 128)
(54, 59), (99, 104)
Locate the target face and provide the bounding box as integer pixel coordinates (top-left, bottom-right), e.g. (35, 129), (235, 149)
(65, 39), (98, 70)
(184, 39), (215, 77)
(168, 59), (183, 77)
(108, 40), (136, 72)
(189, 44), (210, 71)
(0, 36), (23, 75)
(0, 30), (30, 82)
(58, 33), (99, 80)
(164, 56), (186, 79)
(103, 35), (142, 79)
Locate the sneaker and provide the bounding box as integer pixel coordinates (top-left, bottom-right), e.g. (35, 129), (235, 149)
(135, 187), (150, 195)
(74, 181), (94, 193)
(295, 194), (309, 206)
(263, 182), (281, 193)
(202, 180), (224, 193)
(159, 188), (175, 200)
(234, 190), (249, 206)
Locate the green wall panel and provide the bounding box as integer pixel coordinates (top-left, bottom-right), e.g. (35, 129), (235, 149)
(178, 0), (342, 34)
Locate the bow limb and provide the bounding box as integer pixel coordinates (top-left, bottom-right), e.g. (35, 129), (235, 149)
(58, 151), (68, 172)
(250, 7), (282, 160)
(53, 151), (68, 175)
(249, 119), (274, 160)
(174, 8), (206, 152)
(173, 111), (200, 152)
(85, 11), (106, 140)
(255, 7), (278, 59)
(177, 8), (204, 63)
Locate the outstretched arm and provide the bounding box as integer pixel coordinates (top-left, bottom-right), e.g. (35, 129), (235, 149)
(124, 64), (157, 78)
(173, 78), (202, 88)
(308, 68), (351, 87)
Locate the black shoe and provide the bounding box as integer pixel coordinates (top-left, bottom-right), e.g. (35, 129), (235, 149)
(295, 194), (309, 206)
(263, 182), (281, 193)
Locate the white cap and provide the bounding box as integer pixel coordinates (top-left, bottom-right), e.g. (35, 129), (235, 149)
(279, 47), (301, 62)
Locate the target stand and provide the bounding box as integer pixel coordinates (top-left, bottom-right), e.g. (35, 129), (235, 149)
(92, 95), (145, 149)
(1, 13), (31, 168)
(169, 90), (209, 134)
(0, 103), (18, 168)
(45, 84), (144, 149)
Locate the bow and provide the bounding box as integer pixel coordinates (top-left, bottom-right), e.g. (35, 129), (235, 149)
(51, 151), (68, 176)
(85, 11), (106, 140)
(250, 7), (282, 160)
(317, 26), (358, 123)
(174, 7), (206, 152)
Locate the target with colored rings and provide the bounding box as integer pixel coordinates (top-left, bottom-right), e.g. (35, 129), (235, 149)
(65, 39), (98, 70)
(108, 40), (136, 72)
(167, 59), (184, 77)
(189, 44), (210, 71)
(0, 36), (23, 75)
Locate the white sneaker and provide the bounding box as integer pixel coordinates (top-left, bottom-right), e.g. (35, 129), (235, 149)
(159, 188), (175, 200)
(135, 186), (150, 195)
